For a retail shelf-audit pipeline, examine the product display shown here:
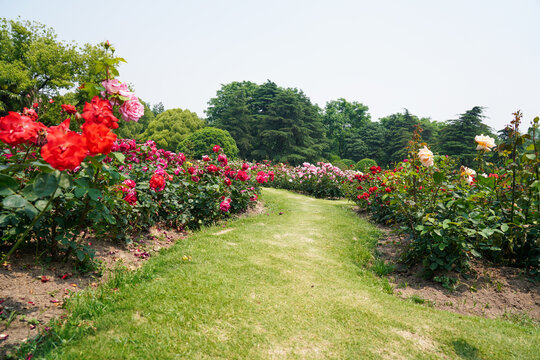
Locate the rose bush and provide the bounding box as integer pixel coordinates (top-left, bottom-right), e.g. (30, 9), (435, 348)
(344, 120), (539, 279)
(0, 43), (270, 266)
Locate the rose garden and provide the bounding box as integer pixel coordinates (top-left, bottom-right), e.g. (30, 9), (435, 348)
(0, 19), (539, 359)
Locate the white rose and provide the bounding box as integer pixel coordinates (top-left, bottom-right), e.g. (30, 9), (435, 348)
(417, 146), (434, 167)
(475, 134), (496, 151)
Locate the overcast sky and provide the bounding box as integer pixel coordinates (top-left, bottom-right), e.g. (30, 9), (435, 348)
(2, 0), (539, 131)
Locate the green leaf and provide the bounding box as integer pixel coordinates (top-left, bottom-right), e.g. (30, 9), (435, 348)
(34, 200), (50, 211)
(75, 177), (91, 188)
(30, 160), (55, 172)
(433, 171), (445, 184)
(74, 187), (87, 198)
(430, 262), (438, 271)
(3, 194), (29, 208)
(501, 223), (509, 232)
(87, 188), (102, 201)
(524, 153), (537, 160)
(59, 173), (73, 189)
(470, 249), (481, 258)
(23, 204), (39, 218)
(33, 173), (59, 198)
(476, 175), (495, 188)
(442, 219), (451, 229)
(0, 174), (18, 195)
(110, 152), (125, 164)
(21, 185), (38, 201)
(76, 249), (86, 262)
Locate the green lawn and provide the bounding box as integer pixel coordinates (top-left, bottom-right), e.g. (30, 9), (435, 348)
(28, 188), (539, 359)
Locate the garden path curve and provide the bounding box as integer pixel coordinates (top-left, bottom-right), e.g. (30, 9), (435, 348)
(44, 188), (539, 359)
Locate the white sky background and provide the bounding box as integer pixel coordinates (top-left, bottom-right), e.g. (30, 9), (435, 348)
(1, 0), (539, 131)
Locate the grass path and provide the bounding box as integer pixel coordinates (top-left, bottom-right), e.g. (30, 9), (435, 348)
(38, 188), (538, 359)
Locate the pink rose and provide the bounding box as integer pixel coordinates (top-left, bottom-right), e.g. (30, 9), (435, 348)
(119, 96), (144, 122)
(102, 79), (131, 97)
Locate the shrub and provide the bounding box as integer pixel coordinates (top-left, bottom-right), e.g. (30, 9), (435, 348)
(179, 127), (239, 160)
(140, 108), (204, 151)
(355, 158), (377, 172)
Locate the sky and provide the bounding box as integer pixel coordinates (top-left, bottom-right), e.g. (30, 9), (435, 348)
(1, 0), (539, 131)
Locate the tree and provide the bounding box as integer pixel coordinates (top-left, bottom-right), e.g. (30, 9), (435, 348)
(140, 108), (204, 151)
(0, 18), (104, 114)
(252, 83), (325, 164)
(179, 127), (239, 159)
(342, 130), (368, 162)
(322, 98), (371, 158)
(355, 122), (387, 164)
(438, 106), (493, 166)
(151, 102), (165, 116)
(378, 109), (420, 165)
(207, 80), (326, 164)
(207, 82), (258, 159)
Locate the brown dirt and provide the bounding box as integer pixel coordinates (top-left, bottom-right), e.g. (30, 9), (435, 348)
(0, 226), (186, 358)
(373, 223), (540, 323)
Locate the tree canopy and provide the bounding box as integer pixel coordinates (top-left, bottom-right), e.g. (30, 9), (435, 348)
(207, 81), (326, 165)
(322, 98), (371, 158)
(0, 18), (107, 115)
(438, 106), (493, 165)
(140, 108), (205, 152)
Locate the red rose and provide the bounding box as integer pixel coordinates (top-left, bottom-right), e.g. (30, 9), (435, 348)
(61, 104), (78, 115)
(217, 153), (227, 165)
(0, 112), (46, 147)
(236, 170), (249, 182)
(23, 107), (39, 121)
(212, 145), (221, 153)
(83, 123), (117, 156)
(41, 121), (88, 171)
(256, 171), (268, 184)
(82, 96), (119, 129)
(207, 164), (219, 173)
(123, 190), (137, 205)
(219, 198), (231, 212)
(224, 178), (231, 186)
(149, 174), (166, 192)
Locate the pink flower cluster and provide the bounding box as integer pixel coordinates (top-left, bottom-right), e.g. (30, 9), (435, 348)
(102, 79), (144, 122)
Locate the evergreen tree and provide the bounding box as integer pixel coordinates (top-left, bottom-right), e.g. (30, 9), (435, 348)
(438, 106), (493, 166)
(207, 81), (325, 164)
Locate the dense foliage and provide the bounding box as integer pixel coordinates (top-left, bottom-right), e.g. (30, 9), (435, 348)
(140, 108), (204, 152)
(179, 127), (239, 160)
(0, 40), (267, 266)
(267, 117), (539, 280)
(207, 81), (326, 164)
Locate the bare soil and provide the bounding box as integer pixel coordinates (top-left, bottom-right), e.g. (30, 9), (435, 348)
(374, 223), (540, 323)
(0, 227), (185, 358)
